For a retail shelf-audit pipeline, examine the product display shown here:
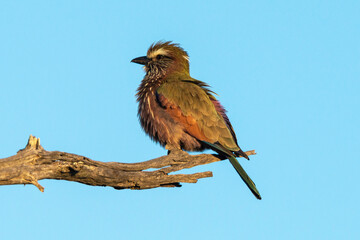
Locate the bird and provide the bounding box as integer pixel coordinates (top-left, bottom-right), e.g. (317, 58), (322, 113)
(131, 41), (261, 199)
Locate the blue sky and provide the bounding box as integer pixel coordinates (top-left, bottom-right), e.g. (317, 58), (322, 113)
(1, 1), (359, 239)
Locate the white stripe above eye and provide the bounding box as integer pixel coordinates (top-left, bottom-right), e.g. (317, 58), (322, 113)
(148, 48), (169, 59)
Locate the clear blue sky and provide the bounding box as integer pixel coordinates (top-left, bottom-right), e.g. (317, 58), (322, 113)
(1, 1), (359, 239)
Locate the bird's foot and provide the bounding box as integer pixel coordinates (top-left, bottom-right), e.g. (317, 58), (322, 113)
(167, 149), (188, 156)
(165, 144), (189, 157)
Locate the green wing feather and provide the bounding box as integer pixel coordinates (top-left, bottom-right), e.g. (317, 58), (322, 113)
(157, 80), (239, 151)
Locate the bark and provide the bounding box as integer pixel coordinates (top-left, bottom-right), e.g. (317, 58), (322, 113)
(0, 135), (256, 192)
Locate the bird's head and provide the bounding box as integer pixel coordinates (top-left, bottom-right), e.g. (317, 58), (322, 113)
(131, 41), (190, 79)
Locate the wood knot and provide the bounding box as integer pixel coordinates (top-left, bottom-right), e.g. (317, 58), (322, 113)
(70, 161), (84, 171)
(59, 162), (84, 175)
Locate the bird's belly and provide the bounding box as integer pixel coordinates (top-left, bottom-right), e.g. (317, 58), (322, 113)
(138, 95), (203, 151)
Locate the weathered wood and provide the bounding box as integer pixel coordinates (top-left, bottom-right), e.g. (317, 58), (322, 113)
(0, 135), (256, 192)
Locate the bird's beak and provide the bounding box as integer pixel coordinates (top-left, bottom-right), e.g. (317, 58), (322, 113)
(131, 56), (149, 65)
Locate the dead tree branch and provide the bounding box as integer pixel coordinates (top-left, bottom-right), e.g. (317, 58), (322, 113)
(0, 135), (256, 192)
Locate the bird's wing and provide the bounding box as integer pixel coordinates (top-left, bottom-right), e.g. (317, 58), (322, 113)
(180, 80), (249, 159)
(156, 80), (239, 151)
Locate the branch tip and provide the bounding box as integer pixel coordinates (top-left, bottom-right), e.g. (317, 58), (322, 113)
(32, 181), (45, 192)
(24, 177), (44, 192)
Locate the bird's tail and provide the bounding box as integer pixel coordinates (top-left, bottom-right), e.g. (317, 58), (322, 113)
(227, 154), (261, 199)
(203, 141), (262, 200)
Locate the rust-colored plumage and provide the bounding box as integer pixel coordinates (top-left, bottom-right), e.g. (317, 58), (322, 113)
(131, 41), (261, 199)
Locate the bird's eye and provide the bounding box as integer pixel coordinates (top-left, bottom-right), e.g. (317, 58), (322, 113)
(156, 55), (164, 60)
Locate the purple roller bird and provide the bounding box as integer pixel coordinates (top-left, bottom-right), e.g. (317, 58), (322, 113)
(131, 41), (261, 199)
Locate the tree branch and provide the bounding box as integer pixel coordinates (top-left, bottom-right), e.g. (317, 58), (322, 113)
(0, 135), (256, 191)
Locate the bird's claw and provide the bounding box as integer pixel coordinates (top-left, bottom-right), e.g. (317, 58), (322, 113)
(166, 148), (189, 157)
